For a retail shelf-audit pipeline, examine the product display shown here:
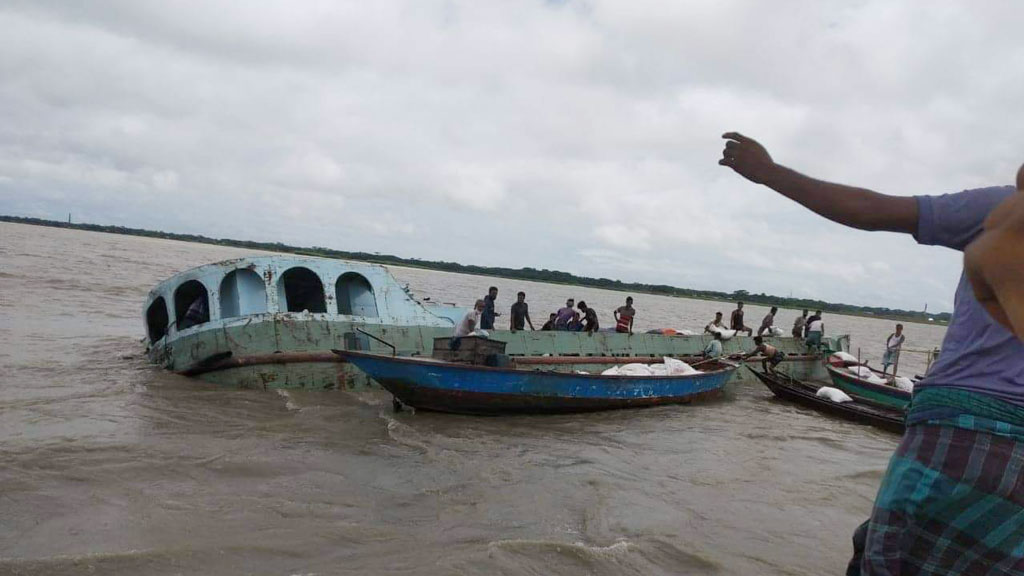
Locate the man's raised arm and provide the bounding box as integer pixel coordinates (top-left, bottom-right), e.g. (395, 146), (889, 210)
(719, 132), (918, 234)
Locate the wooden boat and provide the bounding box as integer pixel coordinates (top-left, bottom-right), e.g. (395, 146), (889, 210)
(825, 364), (911, 410)
(748, 367), (905, 433)
(333, 349), (739, 415)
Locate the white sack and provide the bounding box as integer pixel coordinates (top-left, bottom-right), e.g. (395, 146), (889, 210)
(663, 356), (700, 376)
(617, 363), (656, 376)
(831, 352), (859, 363)
(847, 366), (876, 379)
(708, 326), (738, 341)
(893, 376), (915, 393)
(816, 386), (854, 403)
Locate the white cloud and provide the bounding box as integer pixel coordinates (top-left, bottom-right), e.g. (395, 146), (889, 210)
(1, 0), (1022, 312)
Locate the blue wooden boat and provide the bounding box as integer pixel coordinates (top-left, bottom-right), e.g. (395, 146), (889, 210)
(333, 350), (738, 415)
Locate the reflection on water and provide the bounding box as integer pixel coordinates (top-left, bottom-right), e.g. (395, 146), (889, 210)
(0, 222), (945, 575)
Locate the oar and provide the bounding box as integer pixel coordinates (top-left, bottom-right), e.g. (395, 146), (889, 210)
(356, 328), (397, 356)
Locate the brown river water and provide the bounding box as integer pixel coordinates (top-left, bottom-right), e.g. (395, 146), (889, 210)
(0, 222), (948, 575)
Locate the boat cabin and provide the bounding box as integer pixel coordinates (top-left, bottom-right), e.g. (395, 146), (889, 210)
(144, 256), (457, 346)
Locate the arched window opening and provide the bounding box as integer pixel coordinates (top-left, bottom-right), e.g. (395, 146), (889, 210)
(336, 273), (379, 318)
(174, 280), (210, 330)
(220, 269), (268, 318)
(279, 267), (326, 313)
(146, 297), (169, 343)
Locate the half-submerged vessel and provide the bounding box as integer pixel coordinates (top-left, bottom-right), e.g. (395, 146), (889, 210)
(144, 255), (851, 389)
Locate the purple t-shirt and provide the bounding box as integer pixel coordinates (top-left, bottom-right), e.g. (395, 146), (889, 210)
(914, 186), (1024, 406)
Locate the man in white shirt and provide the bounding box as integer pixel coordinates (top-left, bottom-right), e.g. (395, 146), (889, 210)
(455, 299), (486, 338)
(805, 310), (824, 351)
(881, 323), (905, 375)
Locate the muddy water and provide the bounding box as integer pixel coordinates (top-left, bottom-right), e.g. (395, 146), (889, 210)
(0, 222), (947, 575)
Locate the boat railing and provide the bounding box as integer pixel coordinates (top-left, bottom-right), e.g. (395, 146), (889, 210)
(895, 346), (941, 373)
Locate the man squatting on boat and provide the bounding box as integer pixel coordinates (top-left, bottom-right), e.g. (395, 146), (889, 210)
(729, 301), (754, 335)
(454, 299), (486, 338)
(721, 132), (1024, 574)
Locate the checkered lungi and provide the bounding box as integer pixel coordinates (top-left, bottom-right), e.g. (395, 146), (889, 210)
(848, 388), (1024, 575)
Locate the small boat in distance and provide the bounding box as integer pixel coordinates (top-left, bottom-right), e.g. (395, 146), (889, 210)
(334, 349), (739, 415)
(748, 367), (905, 433)
(824, 363), (911, 410)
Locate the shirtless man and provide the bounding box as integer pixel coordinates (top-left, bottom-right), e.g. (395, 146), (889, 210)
(730, 301), (753, 336)
(757, 306), (778, 336)
(743, 336), (784, 373)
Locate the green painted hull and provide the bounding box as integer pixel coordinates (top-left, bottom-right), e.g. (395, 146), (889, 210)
(825, 366), (911, 410)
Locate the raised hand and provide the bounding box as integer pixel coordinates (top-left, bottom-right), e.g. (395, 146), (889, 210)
(719, 132), (776, 184)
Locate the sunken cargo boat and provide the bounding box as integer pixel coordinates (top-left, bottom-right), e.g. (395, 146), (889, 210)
(144, 256), (849, 389)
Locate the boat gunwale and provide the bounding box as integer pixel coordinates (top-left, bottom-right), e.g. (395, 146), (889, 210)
(333, 349), (739, 380)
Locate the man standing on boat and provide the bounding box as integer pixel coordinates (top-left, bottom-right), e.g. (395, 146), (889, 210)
(720, 132), (1024, 574)
(805, 310), (825, 350)
(614, 296), (636, 334)
(792, 309), (808, 338)
(881, 323), (905, 376)
(480, 286), (500, 330)
(730, 302), (753, 335)
(758, 306), (779, 336)
(509, 291), (534, 332)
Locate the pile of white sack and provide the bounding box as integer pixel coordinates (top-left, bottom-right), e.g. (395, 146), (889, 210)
(845, 364), (915, 392)
(830, 351), (859, 364)
(816, 386), (854, 403)
(601, 357), (702, 376)
(846, 365), (888, 385)
(706, 326), (738, 341)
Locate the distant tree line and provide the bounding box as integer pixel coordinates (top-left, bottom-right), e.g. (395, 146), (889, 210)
(2, 215), (951, 324)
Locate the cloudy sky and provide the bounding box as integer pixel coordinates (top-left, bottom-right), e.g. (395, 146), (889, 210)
(2, 1), (1022, 313)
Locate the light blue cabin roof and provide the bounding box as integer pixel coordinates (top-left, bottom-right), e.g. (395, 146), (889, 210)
(143, 255), (459, 345)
